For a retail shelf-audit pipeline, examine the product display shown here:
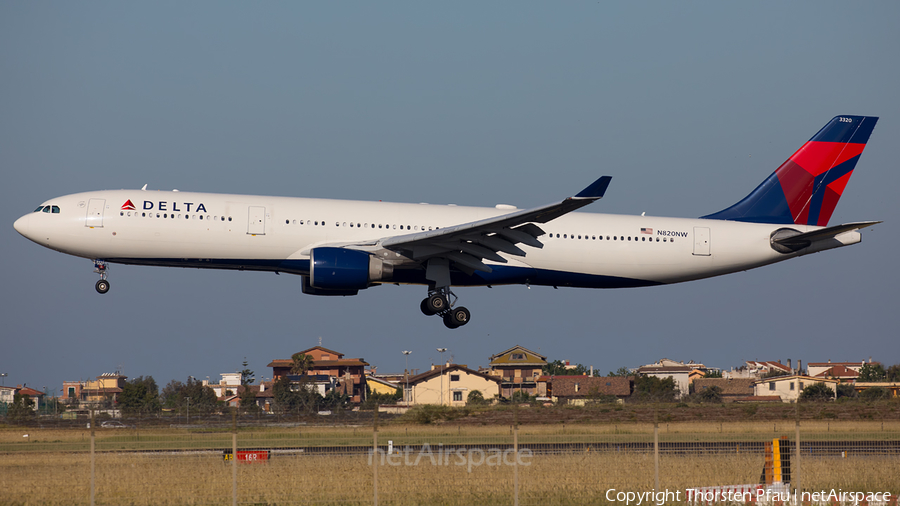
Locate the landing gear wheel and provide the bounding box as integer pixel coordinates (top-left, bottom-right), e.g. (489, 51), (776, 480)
(426, 294), (448, 314)
(443, 306), (471, 329)
(95, 279), (110, 294)
(420, 298), (437, 316)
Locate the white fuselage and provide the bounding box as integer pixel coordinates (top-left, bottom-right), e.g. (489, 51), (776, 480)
(13, 189), (861, 289)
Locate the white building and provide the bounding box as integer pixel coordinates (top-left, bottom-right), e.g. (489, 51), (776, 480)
(752, 375), (838, 403)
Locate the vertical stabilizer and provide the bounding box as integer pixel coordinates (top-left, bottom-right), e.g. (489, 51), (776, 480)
(703, 116), (878, 226)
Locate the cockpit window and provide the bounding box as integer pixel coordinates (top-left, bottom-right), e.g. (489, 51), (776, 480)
(51, 206), (60, 213)
(34, 206), (45, 212)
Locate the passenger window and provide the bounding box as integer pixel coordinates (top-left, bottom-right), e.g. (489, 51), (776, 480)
(613, 236), (616, 240)
(228, 217), (232, 222)
(200, 215), (204, 220)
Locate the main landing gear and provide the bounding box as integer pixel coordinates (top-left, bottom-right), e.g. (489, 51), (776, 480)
(93, 260), (110, 294)
(420, 287), (471, 329)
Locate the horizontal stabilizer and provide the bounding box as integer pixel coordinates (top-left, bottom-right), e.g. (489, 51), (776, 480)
(771, 221), (880, 252)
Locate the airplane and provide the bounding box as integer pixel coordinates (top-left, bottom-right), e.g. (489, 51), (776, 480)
(13, 115), (879, 329)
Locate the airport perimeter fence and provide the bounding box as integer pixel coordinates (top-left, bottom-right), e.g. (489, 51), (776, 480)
(1, 415), (899, 506)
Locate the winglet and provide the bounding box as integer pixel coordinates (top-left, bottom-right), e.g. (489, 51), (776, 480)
(574, 176), (612, 200)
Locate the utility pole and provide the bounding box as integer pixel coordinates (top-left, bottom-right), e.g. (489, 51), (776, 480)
(402, 351), (412, 405)
(436, 348), (447, 405)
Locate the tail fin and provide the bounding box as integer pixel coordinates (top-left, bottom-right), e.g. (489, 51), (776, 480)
(702, 116), (878, 226)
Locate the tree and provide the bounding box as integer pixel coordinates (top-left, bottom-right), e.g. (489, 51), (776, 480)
(694, 385), (723, 403)
(607, 367), (632, 377)
(321, 389), (350, 410)
(799, 383), (834, 402)
(239, 385), (260, 414)
(858, 363), (887, 382)
(7, 393), (36, 424)
(510, 390), (533, 403)
(119, 376), (160, 416)
(859, 387), (891, 401)
(467, 390), (486, 406)
(886, 364), (900, 382)
(272, 376), (322, 414)
(836, 383), (858, 399)
(543, 359), (587, 376)
(161, 377), (217, 415)
(631, 376), (677, 402)
(290, 353), (314, 376)
(240, 358), (255, 386)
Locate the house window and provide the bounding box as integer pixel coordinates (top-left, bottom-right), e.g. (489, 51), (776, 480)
(790, 382), (795, 391)
(450, 374), (460, 382)
(575, 383), (580, 393)
(511, 353), (525, 360)
(453, 391), (462, 402)
(769, 383), (776, 391)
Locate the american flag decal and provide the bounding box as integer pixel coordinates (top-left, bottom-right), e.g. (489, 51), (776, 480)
(641, 228), (653, 234)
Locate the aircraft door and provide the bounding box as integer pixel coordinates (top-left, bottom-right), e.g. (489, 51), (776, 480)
(693, 227), (710, 256)
(85, 199), (105, 228)
(248, 206), (266, 235)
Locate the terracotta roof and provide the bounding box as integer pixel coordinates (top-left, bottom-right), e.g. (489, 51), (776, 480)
(267, 358), (369, 368)
(16, 387), (44, 397)
(296, 346), (344, 358)
(814, 365), (859, 378)
(552, 377), (632, 397)
(408, 365), (501, 385)
(693, 378), (755, 396)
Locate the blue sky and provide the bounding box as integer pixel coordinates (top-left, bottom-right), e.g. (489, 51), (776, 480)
(2, 3), (898, 394)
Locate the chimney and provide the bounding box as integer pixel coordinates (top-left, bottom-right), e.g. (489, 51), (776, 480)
(260, 383), (265, 393)
(590, 366), (594, 377)
(828, 359), (831, 363)
(787, 359), (792, 372)
(798, 360), (802, 375)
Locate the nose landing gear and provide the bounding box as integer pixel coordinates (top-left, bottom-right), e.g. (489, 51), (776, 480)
(93, 260), (110, 294)
(420, 287), (470, 329)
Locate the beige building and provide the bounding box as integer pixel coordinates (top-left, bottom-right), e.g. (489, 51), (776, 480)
(407, 365), (500, 406)
(488, 345), (547, 397)
(752, 375), (838, 403)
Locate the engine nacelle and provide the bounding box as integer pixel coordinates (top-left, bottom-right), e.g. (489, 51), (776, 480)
(307, 247), (392, 293)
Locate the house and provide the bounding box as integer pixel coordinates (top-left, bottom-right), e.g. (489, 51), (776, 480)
(752, 375), (838, 403)
(62, 373), (127, 406)
(807, 360), (876, 378)
(488, 345), (547, 397)
(407, 364), (501, 406)
(636, 359), (698, 399)
(812, 365), (859, 383)
(267, 346), (369, 403)
(8, 386), (44, 410)
(549, 376), (632, 405)
(724, 360), (795, 379)
(0, 386), (14, 405)
(203, 372), (242, 398)
(692, 378), (755, 402)
(366, 375), (400, 396)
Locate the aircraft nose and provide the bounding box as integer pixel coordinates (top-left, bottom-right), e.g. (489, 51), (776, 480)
(13, 214), (31, 238)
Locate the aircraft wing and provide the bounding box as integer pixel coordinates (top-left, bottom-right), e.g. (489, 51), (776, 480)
(375, 176), (612, 274)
